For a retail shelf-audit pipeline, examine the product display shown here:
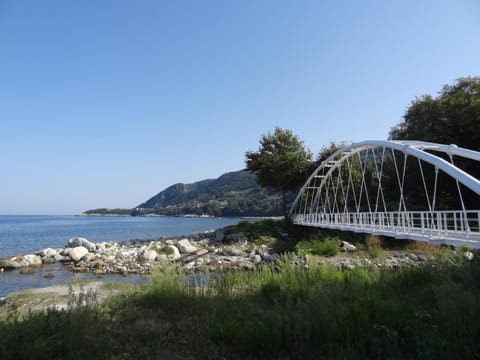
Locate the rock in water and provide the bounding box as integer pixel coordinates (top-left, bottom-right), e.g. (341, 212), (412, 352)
(67, 237), (96, 252)
(22, 254), (42, 266)
(38, 248), (57, 258)
(69, 246), (89, 262)
(0, 259), (23, 269)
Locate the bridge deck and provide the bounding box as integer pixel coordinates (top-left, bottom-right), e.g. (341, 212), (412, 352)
(293, 210), (480, 248)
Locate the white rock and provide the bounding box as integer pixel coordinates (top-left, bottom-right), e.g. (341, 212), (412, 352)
(38, 248), (57, 258)
(166, 245), (181, 260)
(341, 241), (357, 252)
(69, 246), (89, 262)
(22, 254), (42, 266)
(96, 243), (106, 253)
(195, 238), (210, 247)
(83, 253), (96, 262)
(195, 248), (209, 256)
(177, 239), (198, 254)
(54, 254), (67, 262)
(140, 249), (158, 262)
(464, 251), (474, 261)
(223, 245), (245, 256)
(67, 237), (96, 252)
(0, 259), (22, 269)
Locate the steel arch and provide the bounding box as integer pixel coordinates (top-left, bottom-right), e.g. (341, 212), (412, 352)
(290, 140), (480, 248)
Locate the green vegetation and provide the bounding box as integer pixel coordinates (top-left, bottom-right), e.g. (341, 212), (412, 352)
(84, 170), (285, 217)
(295, 237), (340, 257)
(1, 256), (479, 359)
(246, 127), (313, 217)
(389, 77), (480, 210)
(389, 77), (480, 151)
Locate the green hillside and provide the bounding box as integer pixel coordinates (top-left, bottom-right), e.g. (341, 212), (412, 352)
(137, 170), (283, 217)
(84, 170), (284, 217)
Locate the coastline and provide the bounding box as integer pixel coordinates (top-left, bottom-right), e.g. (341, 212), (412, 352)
(1, 220), (463, 300)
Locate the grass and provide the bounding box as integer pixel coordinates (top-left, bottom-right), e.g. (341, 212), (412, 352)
(1, 256), (479, 359)
(295, 237), (340, 257)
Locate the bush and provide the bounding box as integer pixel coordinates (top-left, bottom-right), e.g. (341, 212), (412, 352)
(296, 237), (340, 257)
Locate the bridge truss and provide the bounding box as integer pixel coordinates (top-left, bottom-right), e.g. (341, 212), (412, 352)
(290, 140), (480, 248)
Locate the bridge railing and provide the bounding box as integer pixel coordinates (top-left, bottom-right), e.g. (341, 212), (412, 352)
(293, 210), (480, 244)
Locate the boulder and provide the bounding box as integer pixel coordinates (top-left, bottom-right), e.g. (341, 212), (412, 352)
(140, 249), (158, 262)
(464, 251), (474, 261)
(177, 239), (198, 254)
(38, 248), (57, 258)
(223, 245), (245, 256)
(22, 254), (42, 266)
(83, 253), (96, 262)
(166, 245), (181, 260)
(0, 258), (23, 269)
(195, 248), (209, 257)
(54, 254), (68, 262)
(69, 246), (89, 262)
(341, 241), (357, 252)
(67, 237), (96, 252)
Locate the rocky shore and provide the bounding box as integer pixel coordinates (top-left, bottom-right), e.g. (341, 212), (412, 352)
(1, 226), (468, 277)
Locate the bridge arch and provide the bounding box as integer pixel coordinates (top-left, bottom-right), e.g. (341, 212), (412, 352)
(290, 140), (480, 248)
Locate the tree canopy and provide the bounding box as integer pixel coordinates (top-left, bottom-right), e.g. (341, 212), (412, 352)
(245, 127), (312, 216)
(389, 77), (480, 151)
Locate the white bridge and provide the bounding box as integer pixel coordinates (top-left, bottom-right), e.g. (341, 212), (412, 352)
(290, 140), (480, 248)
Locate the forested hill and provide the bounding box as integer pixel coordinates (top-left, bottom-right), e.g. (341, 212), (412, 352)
(84, 170), (284, 217)
(136, 170), (283, 217)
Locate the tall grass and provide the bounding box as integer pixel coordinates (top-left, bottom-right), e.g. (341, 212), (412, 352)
(1, 257), (479, 359)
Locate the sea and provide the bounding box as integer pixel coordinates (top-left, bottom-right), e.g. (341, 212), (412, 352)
(0, 215), (243, 297)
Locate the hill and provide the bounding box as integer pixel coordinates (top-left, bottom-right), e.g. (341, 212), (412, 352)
(84, 170), (284, 217)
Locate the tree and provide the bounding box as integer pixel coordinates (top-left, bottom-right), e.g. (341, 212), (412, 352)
(245, 127), (312, 217)
(389, 77), (480, 210)
(389, 77), (480, 150)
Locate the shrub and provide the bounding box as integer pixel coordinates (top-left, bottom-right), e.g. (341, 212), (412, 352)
(296, 237), (339, 257)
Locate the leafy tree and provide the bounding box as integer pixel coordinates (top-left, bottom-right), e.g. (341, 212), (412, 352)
(389, 77), (480, 150)
(245, 127), (313, 217)
(315, 141), (346, 166)
(389, 77), (480, 210)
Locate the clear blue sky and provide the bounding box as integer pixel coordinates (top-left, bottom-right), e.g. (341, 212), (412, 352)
(1, 0), (479, 215)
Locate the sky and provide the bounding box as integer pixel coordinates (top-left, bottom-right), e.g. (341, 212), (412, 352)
(0, 0), (479, 215)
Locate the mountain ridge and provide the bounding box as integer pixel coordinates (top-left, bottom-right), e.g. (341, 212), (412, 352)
(84, 170), (284, 217)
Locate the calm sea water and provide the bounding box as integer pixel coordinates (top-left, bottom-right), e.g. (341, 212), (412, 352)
(0, 215), (242, 297)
